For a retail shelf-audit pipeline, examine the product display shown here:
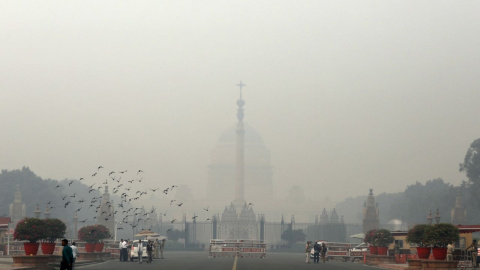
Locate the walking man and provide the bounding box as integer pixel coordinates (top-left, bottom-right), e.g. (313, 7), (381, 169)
(313, 241), (321, 264)
(305, 241), (312, 264)
(466, 239), (478, 268)
(160, 239), (166, 259)
(71, 242), (79, 270)
(60, 239), (73, 270)
(147, 240), (153, 263)
(138, 240), (144, 264)
(119, 239), (123, 261)
(154, 239), (159, 259)
(121, 239), (128, 261)
(447, 241), (454, 261)
(321, 242), (327, 263)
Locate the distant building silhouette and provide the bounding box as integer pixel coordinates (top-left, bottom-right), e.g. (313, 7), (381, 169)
(9, 185), (26, 227)
(451, 194), (467, 225)
(362, 189), (379, 233)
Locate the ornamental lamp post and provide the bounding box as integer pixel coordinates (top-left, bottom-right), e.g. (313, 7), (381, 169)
(435, 209), (441, 224)
(427, 209), (433, 225)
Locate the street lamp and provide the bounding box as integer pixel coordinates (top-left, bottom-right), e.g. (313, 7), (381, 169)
(427, 209), (433, 225)
(114, 220), (123, 241)
(435, 209), (441, 224)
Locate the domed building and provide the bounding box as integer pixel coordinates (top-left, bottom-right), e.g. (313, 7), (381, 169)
(206, 123), (273, 206)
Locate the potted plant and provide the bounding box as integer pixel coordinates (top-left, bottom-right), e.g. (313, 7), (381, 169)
(365, 229), (378, 255)
(13, 218), (46, 255)
(78, 225), (111, 252)
(374, 229), (394, 255)
(41, 218), (66, 254)
(406, 224), (432, 259)
(424, 223), (459, 260)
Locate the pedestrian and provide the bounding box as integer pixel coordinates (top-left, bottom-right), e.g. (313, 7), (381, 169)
(446, 241), (454, 261)
(321, 242), (327, 263)
(121, 239), (128, 261)
(313, 241), (321, 263)
(466, 239), (478, 268)
(147, 240), (153, 263)
(60, 239), (73, 270)
(305, 241), (312, 264)
(119, 239), (123, 261)
(154, 239), (159, 259)
(71, 242), (79, 270)
(138, 240), (144, 264)
(127, 239), (132, 261)
(160, 239), (166, 259)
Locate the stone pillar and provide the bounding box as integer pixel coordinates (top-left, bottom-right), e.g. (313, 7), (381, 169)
(234, 83), (246, 205)
(34, 204), (41, 218)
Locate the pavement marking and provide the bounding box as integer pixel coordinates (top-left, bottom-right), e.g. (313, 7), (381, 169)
(76, 261), (111, 269)
(232, 255), (238, 270)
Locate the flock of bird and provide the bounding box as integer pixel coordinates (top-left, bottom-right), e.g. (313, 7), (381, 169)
(49, 166), (213, 234)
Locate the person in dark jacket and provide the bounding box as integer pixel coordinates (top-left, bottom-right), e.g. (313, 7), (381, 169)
(313, 241), (321, 263)
(147, 240), (154, 263)
(60, 239), (73, 270)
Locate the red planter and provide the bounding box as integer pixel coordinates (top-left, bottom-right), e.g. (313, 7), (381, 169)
(24, 242), (40, 255)
(369, 246), (378, 255)
(94, 242), (104, 252)
(432, 247), (447, 260)
(377, 246), (388, 255)
(85, 243), (95, 253)
(416, 247), (431, 259)
(40, 242), (56, 255)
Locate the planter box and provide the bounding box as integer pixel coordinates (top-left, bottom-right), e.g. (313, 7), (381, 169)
(13, 255), (61, 269)
(77, 252), (112, 262)
(365, 254), (396, 266)
(407, 259), (422, 270)
(421, 259), (457, 270)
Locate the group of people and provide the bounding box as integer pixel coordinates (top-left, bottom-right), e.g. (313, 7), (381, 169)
(119, 238), (166, 263)
(305, 241), (327, 264)
(60, 239), (79, 270)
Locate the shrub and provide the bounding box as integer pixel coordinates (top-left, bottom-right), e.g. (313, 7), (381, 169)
(406, 224), (432, 247)
(14, 218), (46, 243)
(424, 223), (459, 248)
(374, 229), (394, 247)
(365, 229), (377, 245)
(78, 224), (111, 243)
(43, 218), (66, 243)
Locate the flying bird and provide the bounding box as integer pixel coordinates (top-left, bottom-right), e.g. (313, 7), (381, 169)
(69, 180), (74, 186)
(98, 166), (103, 170)
(92, 172), (97, 177)
(137, 170), (143, 174)
(203, 207), (209, 211)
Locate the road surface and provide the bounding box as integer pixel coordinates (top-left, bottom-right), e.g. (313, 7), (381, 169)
(76, 251), (376, 270)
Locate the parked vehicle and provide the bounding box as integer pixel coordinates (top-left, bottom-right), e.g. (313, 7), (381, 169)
(130, 240), (148, 261)
(349, 242), (368, 262)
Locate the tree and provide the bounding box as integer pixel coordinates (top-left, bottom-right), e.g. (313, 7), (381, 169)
(459, 138), (480, 183)
(281, 227), (306, 246)
(166, 230), (185, 241)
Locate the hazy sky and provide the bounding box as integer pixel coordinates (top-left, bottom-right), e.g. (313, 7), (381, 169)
(1, 1), (480, 203)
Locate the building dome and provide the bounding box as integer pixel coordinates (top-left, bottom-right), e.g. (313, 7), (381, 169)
(217, 123), (266, 147)
(209, 123), (271, 166)
(207, 123), (273, 205)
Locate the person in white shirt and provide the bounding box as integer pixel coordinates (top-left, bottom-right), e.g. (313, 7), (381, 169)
(121, 240), (128, 261)
(119, 239), (123, 261)
(138, 240), (144, 264)
(71, 242), (79, 270)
